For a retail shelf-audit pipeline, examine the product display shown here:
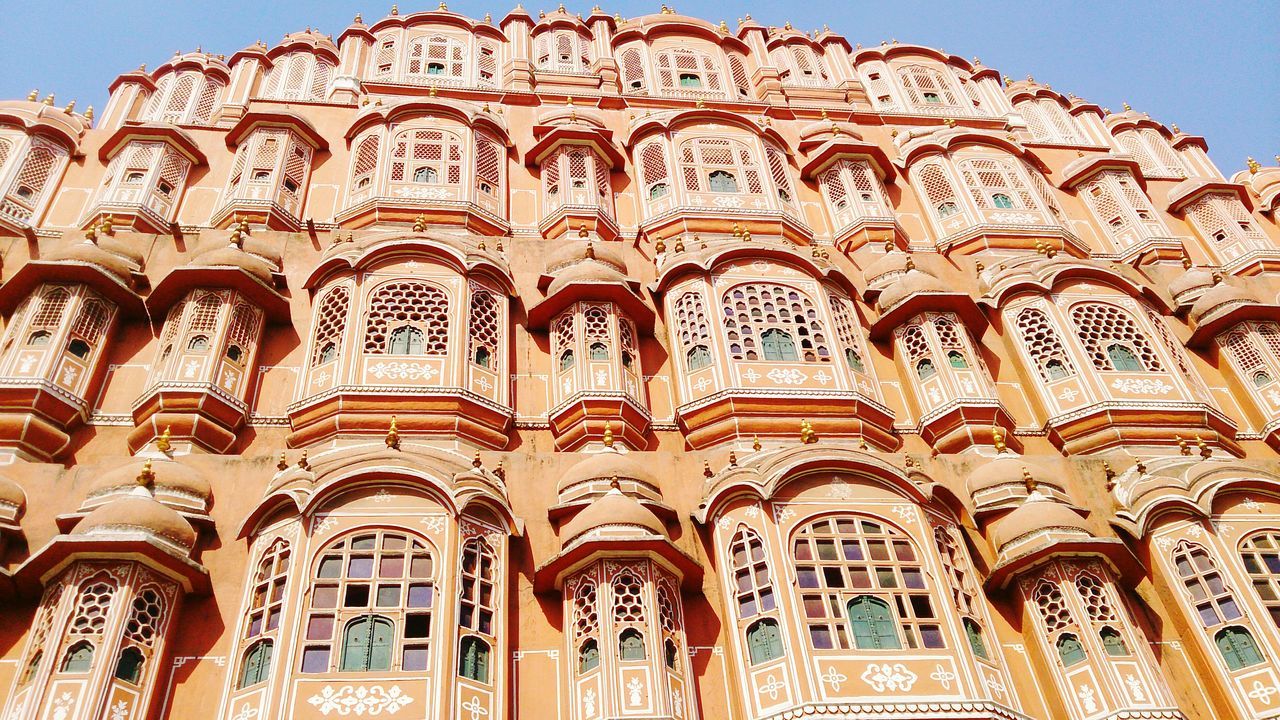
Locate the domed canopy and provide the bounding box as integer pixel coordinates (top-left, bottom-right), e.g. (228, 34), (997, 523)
(559, 487), (667, 547)
(1168, 264), (1216, 304)
(88, 459), (211, 504)
(967, 455), (1050, 496)
(74, 491), (198, 549)
(189, 242), (279, 285)
(49, 239), (143, 285)
(557, 452), (660, 495)
(1188, 280), (1257, 325)
(861, 249), (913, 291)
(991, 498), (1089, 551)
(544, 259), (631, 297)
(877, 267), (947, 311)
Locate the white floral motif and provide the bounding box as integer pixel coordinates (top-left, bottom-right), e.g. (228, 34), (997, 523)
(307, 685), (413, 716)
(230, 705), (261, 720)
(1154, 536), (1175, 551)
(581, 689), (597, 716)
(394, 186), (451, 200)
(828, 477), (852, 499)
(313, 515), (337, 534)
(813, 371), (831, 385)
(626, 677), (644, 706)
(741, 369), (761, 383)
(420, 515), (447, 534)
(1124, 674), (1146, 702)
(1109, 377), (1174, 395)
(713, 195), (744, 208)
(985, 673), (1008, 699)
(766, 368), (808, 385)
(1245, 497), (1263, 511)
(52, 694), (75, 720)
(109, 701), (129, 720)
(460, 697), (488, 720)
(372, 489), (393, 504)
(312, 370), (330, 386)
(1186, 523), (1203, 538)
(818, 666), (848, 692)
(1077, 684), (1097, 713)
(366, 362), (438, 381)
(758, 673), (787, 699)
(1249, 680), (1279, 705)
(773, 506), (796, 524)
(990, 211), (1038, 224)
(673, 694), (685, 718)
(891, 505), (918, 523)
(861, 663), (917, 692)
(744, 504), (761, 518)
(930, 664), (956, 690)
(1057, 386), (1080, 401)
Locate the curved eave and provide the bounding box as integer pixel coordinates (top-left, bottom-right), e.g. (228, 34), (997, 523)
(345, 101), (511, 144)
(851, 44), (973, 71)
(15, 535), (210, 595)
(266, 39), (341, 65)
(1188, 302), (1280, 348)
(528, 280), (655, 332)
(800, 139), (895, 181)
(899, 130), (1028, 168)
(108, 70), (159, 95)
(337, 24), (375, 44)
(1166, 178), (1252, 213)
(985, 537), (1139, 590)
(611, 17), (750, 54)
(652, 245), (856, 295)
(870, 291), (986, 340)
(1172, 134), (1209, 153)
(228, 46), (271, 66)
(534, 534), (703, 592)
(226, 110), (329, 151)
(0, 261), (145, 317)
(1105, 114), (1173, 137)
(1119, 474), (1280, 537)
(624, 109), (786, 149)
(980, 262), (1168, 312)
(531, 15), (591, 35)
(524, 126), (625, 167)
(148, 267), (289, 320)
(236, 489), (306, 539)
(303, 237), (516, 295)
(1057, 155), (1146, 190)
(1007, 86), (1071, 107)
(151, 58), (232, 83)
(367, 11), (506, 39)
(99, 122), (207, 165)
(0, 105), (87, 150)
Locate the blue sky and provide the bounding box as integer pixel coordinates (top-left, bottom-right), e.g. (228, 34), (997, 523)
(2, 1), (1275, 172)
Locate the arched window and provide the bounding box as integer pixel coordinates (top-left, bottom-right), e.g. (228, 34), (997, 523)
(619, 48), (647, 92)
(114, 647), (144, 683)
(679, 137), (763, 197)
(934, 526), (988, 660)
(654, 48), (724, 95)
(302, 530), (435, 673)
(916, 162), (963, 225)
(20, 650), (42, 685)
(61, 641), (94, 672)
(404, 35), (467, 83)
(747, 618), (783, 664)
(947, 350), (968, 369)
(311, 287), (350, 367)
(1172, 542), (1243, 627)
(27, 330), (51, 346)
(674, 290), (712, 369)
(847, 596), (902, 650)
(262, 52), (333, 101)
(1215, 626), (1264, 670)
(245, 541), (290, 640)
(1056, 633), (1086, 666)
(459, 636), (490, 682)
(957, 156), (1041, 213)
(67, 339), (90, 358)
(467, 287), (501, 370)
(819, 159), (890, 223)
(340, 615), (395, 672)
(722, 284), (831, 362)
(239, 640), (273, 688)
(793, 514), (942, 650)
(1017, 98), (1084, 144)
(686, 346), (711, 370)
(365, 282), (449, 356)
(1077, 170), (1166, 249)
(619, 628), (646, 660)
(915, 358), (936, 380)
(588, 342), (609, 361)
(1071, 303), (1162, 372)
(389, 326), (425, 355)
(1240, 531), (1280, 627)
(897, 65), (962, 112)
(389, 129), (464, 189)
(1015, 307), (1075, 382)
(638, 142), (671, 203)
(1100, 627), (1129, 656)
(474, 135), (503, 199)
(729, 528), (775, 618)
(964, 619), (988, 660)
(350, 135), (380, 196)
(578, 639), (599, 672)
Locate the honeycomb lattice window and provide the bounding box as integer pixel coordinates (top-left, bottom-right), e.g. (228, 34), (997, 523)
(364, 282), (450, 355)
(1032, 580), (1075, 633)
(350, 135), (380, 194)
(572, 579), (599, 640)
(535, 30), (590, 73)
(901, 324), (931, 363)
(1240, 531), (1280, 628)
(830, 296), (868, 373)
(722, 283), (831, 362)
(1073, 572), (1117, 622)
(124, 587), (165, 647)
(916, 161), (962, 221)
(957, 156), (1039, 211)
(389, 129), (464, 186)
(766, 145), (796, 206)
(245, 539), (291, 641)
(1221, 322), (1280, 390)
(1070, 302), (1162, 372)
(300, 530), (435, 674)
(1015, 308), (1075, 382)
(474, 135), (502, 198)
(405, 35), (467, 82)
(638, 142), (670, 199)
(543, 145), (612, 215)
(678, 137), (763, 195)
(612, 572), (646, 624)
(70, 575), (117, 635)
(553, 312), (576, 366)
(728, 54), (752, 98)
(897, 64), (962, 112)
(820, 159), (889, 220)
(657, 580), (679, 635)
(1172, 541), (1243, 628)
(729, 527), (775, 620)
(30, 287), (70, 330)
(6, 141), (64, 216)
(792, 514), (943, 650)
(1018, 98), (1082, 144)
(620, 48), (647, 93)
(459, 537), (498, 637)
(1148, 310), (1199, 384)
(311, 286), (350, 366)
(226, 303), (262, 359)
(467, 286), (501, 368)
(1186, 194), (1267, 248)
(655, 48), (723, 95)
(583, 305), (611, 359)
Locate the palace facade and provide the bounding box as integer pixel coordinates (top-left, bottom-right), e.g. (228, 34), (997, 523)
(1, 4), (1279, 720)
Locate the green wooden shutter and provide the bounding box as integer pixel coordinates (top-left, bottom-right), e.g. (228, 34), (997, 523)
(964, 619), (988, 660)
(1218, 627), (1263, 670)
(849, 596), (900, 650)
(1101, 628), (1129, 656)
(748, 620), (781, 664)
(1056, 634), (1086, 666)
(341, 617), (372, 671)
(762, 330), (797, 362)
(869, 599), (901, 649)
(1107, 344), (1142, 371)
(368, 618), (394, 671)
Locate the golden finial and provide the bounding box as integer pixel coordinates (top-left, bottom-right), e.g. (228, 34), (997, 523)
(1122, 101), (1131, 111)
(277, 452), (289, 471)
(229, 226), (244, 249)
(728, 450), (737, 466)
(800, 419), (817, 444)
(741, 229), (752, 242)
(85, 106), (94, 122)
(42, 94), (55, 106)
(484, 12), (492, 22)
(438, 1), (448, 10)
(27, 89), (38, 102)
(603, 421), (614, 447)
(904, 455), (915, 468)
(473, 451), (483, 469)
(703, 459), (714, 478)
(1022, 467), (1037, 493)
(496, 238), (504, 252)
(84, 226), (97, 244)
(1197, 435), (1212, 458)
(614, 12), (622, 22)
(992, 425), (1007, 454)
(820, 108), (829, 120)
(752, 435), (761, 451)
(669, 235), (684, 253)
(295, 449), (309, 470)
(695, 233), (705, 249)
(578, 223), (589, 238)
(483, 102), (491, 113)
(156, 425), (172, 452)
(858, 436), (869, 451)
(239, 218), (251, 235)
(477, 238), (486, 251)
(695, 98), (705, 109)
(100, 215), (114, 235)
(354, 12), (363, 22)
(1248, 157), (1261, 174)
(944, 118), (956, 128)
(413, 214), (427, 232)
(609, 473), (621, 490)
(1102, 460), (1116, 489)
(1171, 123), (1180, 134)
(64, 100), (76, 113)
(1180, 248), (1192, 270)
(386, 416), (401, 449)
(584, 241), (595, 258)
(390, 4), (399, 15)
(823, 23), (830, 32)
(654, 237), (666, 253)
(1177, 435), (1190, 455)
(783, 21), (792, 30)
(731, 222), (743, 238)
(429, 84), (438, 97)
(660, 4), (674, 14)
(975, 261), (985, 272)
(719, 20), (729, 34)
(494, 459), (504, 480)
(1135, 459), (1147, 475)
(136, 459), (155, 487)
(904, 256), (915, 272)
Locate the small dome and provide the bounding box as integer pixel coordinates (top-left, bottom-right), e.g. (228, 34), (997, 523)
(557, 452), (659, 495)
(559, 488), (666, 546)
(1188, 281), (1257, 325)
(190, 243), (278, 284)
(0, 473), (24, 509)
(88, 459), (211, 503)
(49, 241), (141, 284)
(75, 492), (197, 549)
(862, 250), (912, 287)
(878, 267), (946, 311)
(545, 241), (627, 275)
(991, 498), (1089, 550)
(967, 455), (1049, 496)
(1168, 265), (1216, 302)
(545, 260), (631, 297)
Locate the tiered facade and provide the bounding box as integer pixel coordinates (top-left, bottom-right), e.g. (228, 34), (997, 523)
(1, 5), (1279, 720)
